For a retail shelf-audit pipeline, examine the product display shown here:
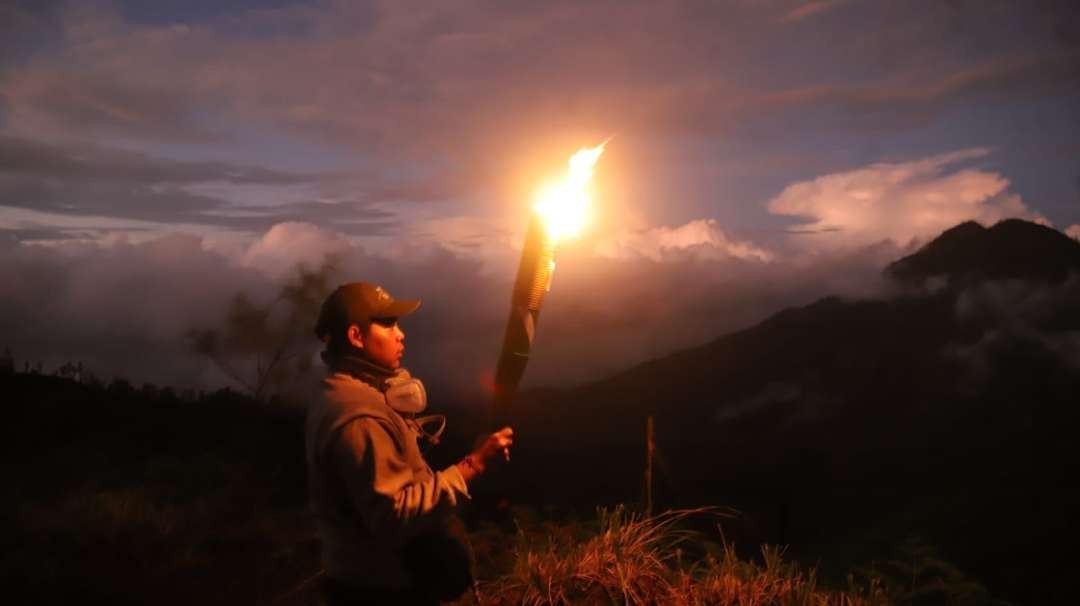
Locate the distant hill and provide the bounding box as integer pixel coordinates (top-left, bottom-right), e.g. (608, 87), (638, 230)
(504, 219), (1080, 604)
(886, 218), (1080, 286)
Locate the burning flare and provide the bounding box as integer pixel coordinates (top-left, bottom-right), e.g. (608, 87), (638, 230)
(534, 141), (607, 243)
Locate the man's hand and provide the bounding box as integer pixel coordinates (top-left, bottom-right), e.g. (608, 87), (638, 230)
(457, 427), (513, 482)
(479, 426), (514, 464)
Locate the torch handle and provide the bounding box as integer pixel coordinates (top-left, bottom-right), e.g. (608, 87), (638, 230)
(527, 240), (556, 311)
(492, 215), (556, 423)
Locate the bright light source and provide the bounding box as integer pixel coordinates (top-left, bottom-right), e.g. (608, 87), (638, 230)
(534, 141), (606, 243)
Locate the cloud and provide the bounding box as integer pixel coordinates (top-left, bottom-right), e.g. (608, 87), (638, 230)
(2, 0), (1078, 245)
(767, 149), (1048, 250)
(0, 232), (269, 388)
(749, 51), (1080, 132)
(779, 0), (852, 24)
(594, 219), (774, 262)
(0, 136), (407, 235)
(0, 135), (308, 185)
(0, 226), (104, 242)
(5, 1), (1076, 156)
(239, 221), (354, 280)
(403, 215), (517, 266)
(0, 218), (902, 400)
(949, 277), (1080, 380)
(1068, 224), (1080, 240)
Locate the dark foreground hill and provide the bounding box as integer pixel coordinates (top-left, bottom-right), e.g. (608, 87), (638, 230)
(0, 376), (315, 604)
(505, 219), (1080, 604)
(4, 373), (902, 606)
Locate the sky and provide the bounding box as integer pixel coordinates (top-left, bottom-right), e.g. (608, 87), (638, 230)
(1, 0), (1079, 398)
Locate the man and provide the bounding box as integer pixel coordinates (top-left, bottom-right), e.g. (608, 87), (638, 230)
(306, 282), (513, 604)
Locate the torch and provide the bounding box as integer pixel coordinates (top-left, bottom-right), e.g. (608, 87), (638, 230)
(492, 141), (607, 424)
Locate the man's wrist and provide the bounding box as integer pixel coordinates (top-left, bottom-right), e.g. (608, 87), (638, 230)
(468, 453), (486, 473)
(460, 453), (484, 477)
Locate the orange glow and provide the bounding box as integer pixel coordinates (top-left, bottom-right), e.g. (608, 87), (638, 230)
(533, 141), (607, 243)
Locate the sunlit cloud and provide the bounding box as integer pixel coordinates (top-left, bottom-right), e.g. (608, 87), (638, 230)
(239, 221), (354, 280)
(594, 219), (774, 262)
(768, 149), (1048, 250)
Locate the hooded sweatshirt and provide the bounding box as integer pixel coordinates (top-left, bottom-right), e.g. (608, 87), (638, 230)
(305, 359), (470, 588)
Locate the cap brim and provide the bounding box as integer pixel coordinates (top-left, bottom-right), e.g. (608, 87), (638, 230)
(381, 299), (421, 318)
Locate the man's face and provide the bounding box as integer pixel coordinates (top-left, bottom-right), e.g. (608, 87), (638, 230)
(358, 318), (405, 370)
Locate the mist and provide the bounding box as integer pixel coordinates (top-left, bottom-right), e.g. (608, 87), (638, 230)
(0, 219), (913, 405)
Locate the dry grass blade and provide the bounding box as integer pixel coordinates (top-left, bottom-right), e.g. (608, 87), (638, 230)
(465, 506), (888, 605)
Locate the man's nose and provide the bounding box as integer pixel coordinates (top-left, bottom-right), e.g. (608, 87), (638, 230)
(395, 324), (405, 341)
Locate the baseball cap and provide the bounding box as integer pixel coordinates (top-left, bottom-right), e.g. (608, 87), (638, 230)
(314, 282), (421, 341)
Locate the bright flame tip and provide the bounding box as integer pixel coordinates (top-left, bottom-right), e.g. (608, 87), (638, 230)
(533, 140), (608, 243)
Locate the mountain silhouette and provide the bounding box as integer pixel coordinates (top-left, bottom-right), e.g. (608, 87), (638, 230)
(886, 218), (1080, 286)
(504, 218), (1080, 604)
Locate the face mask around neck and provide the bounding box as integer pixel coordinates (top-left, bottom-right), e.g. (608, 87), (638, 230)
(384, 374), (427, 414)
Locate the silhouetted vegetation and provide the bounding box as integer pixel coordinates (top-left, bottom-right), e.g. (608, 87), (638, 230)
(187, 261), (338, 401)
(3, 372), (314, 604)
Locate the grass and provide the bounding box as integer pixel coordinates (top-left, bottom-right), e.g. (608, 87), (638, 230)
(459, 506), (890, 606)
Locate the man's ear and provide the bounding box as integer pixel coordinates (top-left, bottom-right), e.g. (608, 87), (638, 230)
(346, 324), (365, 349)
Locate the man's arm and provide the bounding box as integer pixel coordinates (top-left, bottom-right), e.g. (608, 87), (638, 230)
(333, 417), (469, 535)
(453, 426), (515, 483)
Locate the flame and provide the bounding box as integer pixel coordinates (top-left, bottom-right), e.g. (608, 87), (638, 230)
(534, 141), (607, 243)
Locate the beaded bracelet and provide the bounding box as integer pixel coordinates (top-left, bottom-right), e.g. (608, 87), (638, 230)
(461, 454), (484, 475)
